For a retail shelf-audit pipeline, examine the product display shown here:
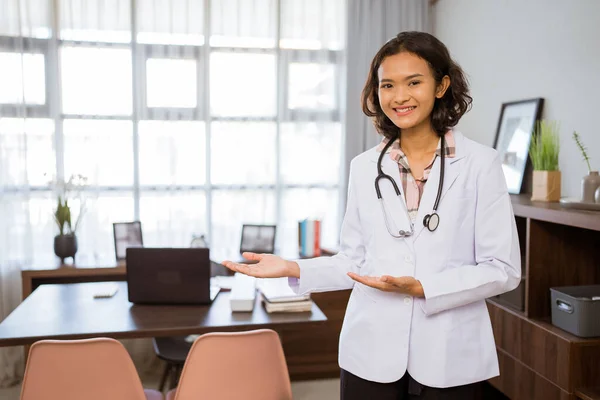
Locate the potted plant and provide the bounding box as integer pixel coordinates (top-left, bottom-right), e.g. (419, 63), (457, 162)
(49, 174), (88, 264)
(572, 131), (600, 203)
(529, 120), (561, 202)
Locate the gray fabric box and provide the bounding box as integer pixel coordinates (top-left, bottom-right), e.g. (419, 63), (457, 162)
(550, 285), (600, 338)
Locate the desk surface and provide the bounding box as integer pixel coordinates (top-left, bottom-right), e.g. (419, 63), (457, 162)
(0, 281), (327, 347)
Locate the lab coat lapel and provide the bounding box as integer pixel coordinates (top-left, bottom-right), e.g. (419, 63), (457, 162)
(412, 152), (463, 243)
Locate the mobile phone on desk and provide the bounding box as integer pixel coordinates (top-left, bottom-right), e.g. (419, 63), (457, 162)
(93, 284), (119, 299)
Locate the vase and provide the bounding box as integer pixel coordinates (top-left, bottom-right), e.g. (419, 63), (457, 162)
(531, 170), (561, 202)
(596, 187), (600, 203)
(581, 171), (600, 203)
(54, 234), (78, 264)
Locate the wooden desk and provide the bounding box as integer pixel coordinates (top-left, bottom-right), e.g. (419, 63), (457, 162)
(22, 261), (127, 300)
(0, 282), (327, 347)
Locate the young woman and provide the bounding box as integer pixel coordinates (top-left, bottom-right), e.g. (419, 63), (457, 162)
(223, 31), (521, 400)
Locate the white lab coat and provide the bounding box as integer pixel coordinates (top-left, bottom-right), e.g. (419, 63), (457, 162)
(292, 130), (521, 388)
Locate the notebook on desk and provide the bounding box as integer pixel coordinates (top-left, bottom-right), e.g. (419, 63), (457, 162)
(126, 247), (220, 305)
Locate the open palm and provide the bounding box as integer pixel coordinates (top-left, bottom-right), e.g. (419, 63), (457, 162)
(221, 252), (297, 278)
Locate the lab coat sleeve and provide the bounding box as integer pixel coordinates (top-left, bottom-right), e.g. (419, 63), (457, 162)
(418, 152), (521, 316)
(288, 160), (365, 295)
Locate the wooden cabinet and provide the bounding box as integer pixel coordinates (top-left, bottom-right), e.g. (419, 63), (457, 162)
(487, 195), (600, 400)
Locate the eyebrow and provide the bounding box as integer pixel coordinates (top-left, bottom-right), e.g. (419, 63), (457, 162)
(380, 74), (424, 83)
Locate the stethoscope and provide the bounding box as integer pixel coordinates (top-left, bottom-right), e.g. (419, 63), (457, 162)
(375, 133), (445, 237)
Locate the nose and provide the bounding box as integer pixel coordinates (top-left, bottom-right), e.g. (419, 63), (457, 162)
(392, 86), (411, 105)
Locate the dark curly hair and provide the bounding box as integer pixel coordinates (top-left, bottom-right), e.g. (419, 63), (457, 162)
(361, 31), (472, 140)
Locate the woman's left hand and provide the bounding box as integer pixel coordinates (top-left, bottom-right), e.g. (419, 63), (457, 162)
(347, 272), (425, 298)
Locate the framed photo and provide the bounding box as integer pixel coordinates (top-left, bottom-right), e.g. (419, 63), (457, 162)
(493, 98), (544, 194)
(113, 221), (143, 261)
(239, 224), (276, 254)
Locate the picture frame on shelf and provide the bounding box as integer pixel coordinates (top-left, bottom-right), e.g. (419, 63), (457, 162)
(493, 98), (544, 194)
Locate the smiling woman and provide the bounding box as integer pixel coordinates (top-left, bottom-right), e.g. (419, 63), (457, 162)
(223, 31), (521, 400)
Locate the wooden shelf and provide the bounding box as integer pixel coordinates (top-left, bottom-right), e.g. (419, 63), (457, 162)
(489, 196), (600, 399)
(510, 194), (600, 231)
(576, 387), (600, 400)
(488, 298), (600, 345)
(486, 297), (526, 318)
(529, 317), (600, 346)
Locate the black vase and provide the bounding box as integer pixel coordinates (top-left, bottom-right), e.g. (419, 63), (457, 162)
(54, 234), (78, 264)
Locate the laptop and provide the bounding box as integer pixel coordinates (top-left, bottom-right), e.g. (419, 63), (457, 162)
(126, 247), (220, 305)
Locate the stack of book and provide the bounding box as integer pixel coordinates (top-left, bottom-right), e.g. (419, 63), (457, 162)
(258, 277), (313, 313)
(298, 219), (321, 257)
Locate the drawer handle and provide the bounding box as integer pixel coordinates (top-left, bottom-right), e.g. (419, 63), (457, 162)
(556, 299), (573, 313)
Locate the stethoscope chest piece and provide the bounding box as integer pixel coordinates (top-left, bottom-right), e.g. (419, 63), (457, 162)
(423, 212), (440, 232)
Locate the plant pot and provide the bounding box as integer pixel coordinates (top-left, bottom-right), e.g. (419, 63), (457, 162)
(54, 234), (78, 264)
(581, 171), (600, 203)
(531, 170), (561, 202)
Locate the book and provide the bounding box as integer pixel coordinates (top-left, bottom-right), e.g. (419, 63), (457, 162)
(298, 219), (322, 257)
(258, 277), (310, 303)
(262, 296), (313, 313)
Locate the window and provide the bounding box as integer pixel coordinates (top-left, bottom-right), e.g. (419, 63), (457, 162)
(0, 53), (46, 105)
(146, 59), (198, 108)
(209, 52), (277, 118)
(1, 0), (346, 265)
(61, 47), (133, 116)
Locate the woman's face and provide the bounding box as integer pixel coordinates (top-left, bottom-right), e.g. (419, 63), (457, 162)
(377, 51), (449, 132)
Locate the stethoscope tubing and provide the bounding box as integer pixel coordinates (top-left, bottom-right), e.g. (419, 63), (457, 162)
(375, 132), (445, 235)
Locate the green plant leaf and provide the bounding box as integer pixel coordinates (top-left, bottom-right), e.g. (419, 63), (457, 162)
(529, 120), (560, 171)
(572, 131), (592, 173)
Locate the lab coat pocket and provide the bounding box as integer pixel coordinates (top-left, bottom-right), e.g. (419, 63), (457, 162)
(447, 300), (486, 331)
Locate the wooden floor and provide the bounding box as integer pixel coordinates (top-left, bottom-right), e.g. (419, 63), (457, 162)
(0, 377), (510, 399)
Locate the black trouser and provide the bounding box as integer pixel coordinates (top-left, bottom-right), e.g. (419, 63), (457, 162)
(340, 369), (483, 400)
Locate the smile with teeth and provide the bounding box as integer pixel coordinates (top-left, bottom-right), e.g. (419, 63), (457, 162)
(394, 106), (416, 114)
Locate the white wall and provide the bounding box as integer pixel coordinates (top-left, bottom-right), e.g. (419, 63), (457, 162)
(432, 0), (600, 197)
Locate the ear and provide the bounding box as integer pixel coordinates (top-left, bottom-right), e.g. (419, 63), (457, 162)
(435, 75), (451, 99)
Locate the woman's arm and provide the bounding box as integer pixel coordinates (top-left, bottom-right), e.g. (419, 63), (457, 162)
(418, 152), (522, 316)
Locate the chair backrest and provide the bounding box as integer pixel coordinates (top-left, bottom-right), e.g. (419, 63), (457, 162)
(173, 329), (292, 400)
(239, 224), (277, 254)
(21, 338), (149, 400)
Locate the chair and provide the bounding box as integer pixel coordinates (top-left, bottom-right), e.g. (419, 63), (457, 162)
(20, 338), (164, 400)
(153, 336), (191, 392)
(240, 224), (277, 255)
(166, 329), (292, 400)
(113, 221), (143, 262)
(153, 236), (231, 392)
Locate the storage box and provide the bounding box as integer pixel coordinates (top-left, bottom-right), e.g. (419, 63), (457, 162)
(550, 285), (600, 338)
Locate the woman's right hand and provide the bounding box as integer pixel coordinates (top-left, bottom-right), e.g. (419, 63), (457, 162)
(221, 252), (300, 279)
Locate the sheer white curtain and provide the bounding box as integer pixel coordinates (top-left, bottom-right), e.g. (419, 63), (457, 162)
(0, 0), (347, 387)
(344, 0), (429, 189)
(0, 0), (54, 387)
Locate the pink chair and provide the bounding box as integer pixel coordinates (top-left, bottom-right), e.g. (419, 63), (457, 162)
(21, 338), (164, 400)
(167, 329), (292, 400)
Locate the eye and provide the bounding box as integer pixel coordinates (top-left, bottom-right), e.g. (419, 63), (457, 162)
(379, 83), (393, 89)
(408, 81), (421, 87)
